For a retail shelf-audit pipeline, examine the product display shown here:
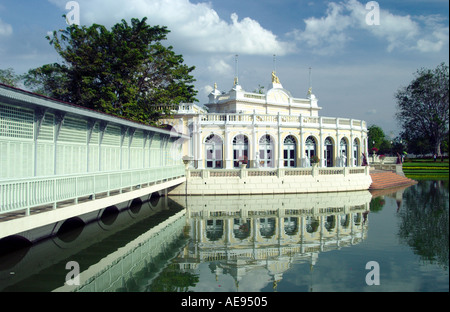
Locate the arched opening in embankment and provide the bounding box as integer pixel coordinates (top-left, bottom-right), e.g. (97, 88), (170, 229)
(0, 235), (32, 271)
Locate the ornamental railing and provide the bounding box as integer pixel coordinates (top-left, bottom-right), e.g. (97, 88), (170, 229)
(0, 165), (185, 216)
(187, 166), (369, 179)
(198, 113), (367, 130)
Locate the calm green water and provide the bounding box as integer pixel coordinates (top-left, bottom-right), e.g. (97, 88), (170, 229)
(0, 180), (448, 292)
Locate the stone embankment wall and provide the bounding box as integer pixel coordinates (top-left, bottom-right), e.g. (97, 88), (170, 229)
(169, 167), (372, 195)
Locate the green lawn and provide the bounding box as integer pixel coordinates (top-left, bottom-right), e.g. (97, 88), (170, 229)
(403, 159), (449, 180)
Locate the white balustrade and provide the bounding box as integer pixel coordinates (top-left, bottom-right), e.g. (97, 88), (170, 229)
(0, 165), (185, 216)
(197, 113), (367, 131)
(187, 166), (368, 180)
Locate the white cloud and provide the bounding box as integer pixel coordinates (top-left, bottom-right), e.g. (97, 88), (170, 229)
(49, 0), (294, 56)
(0, 18), (12, 37)
(343, 0), (418, 51)
(289, 2), (353, 54)
(289, 0), (448, 54)
(207, 57), (233, 77)
(414, 15), (449, 53)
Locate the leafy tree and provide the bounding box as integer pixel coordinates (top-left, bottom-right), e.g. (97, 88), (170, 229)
(405, 136), (432, 156)
(22, 63), (69, 99)
(0, 68), (21, 87)
(253, 84), (265, 94)
(395, 63), (449, 156)
(368, 124), (392, 154)
(442, 132), (449, 155)
(398, 180), (449, 269)
(27, 17), (197, 125)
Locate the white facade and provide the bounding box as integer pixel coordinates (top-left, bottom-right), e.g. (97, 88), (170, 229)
(162, 72), (369, 170)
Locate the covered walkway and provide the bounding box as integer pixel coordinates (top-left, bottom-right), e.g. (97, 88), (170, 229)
(0, 83), (187, 239)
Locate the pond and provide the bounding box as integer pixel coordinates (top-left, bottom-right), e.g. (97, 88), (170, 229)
(0, 180), (448, 293)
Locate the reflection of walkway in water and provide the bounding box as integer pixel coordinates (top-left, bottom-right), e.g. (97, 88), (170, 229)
(171, 191), (372, 291)
(52, 209), (187, 292)
(0, 193), (175, 292)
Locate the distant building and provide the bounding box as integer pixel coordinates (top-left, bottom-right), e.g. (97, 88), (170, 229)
(161, 71), (369, 170)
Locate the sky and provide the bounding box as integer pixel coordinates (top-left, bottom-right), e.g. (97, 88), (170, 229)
(0, 0), (448, 137)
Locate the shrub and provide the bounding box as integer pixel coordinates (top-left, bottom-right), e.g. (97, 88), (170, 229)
(311, 155), (320, 164)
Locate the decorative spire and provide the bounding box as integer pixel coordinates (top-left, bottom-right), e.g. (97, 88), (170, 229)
(271, 55), (281, 86)
(273, 54), (277, 75)
(308, 67), (312, 93)
(234, 54), (239, 86)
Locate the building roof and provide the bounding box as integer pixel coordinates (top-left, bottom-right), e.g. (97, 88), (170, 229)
(0, 83), (187, 138)
(205, 72), (322, 115)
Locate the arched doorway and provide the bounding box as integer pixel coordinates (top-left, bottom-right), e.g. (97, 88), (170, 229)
(259, 135), (274, 168)
(233, 218), (251, 240)
(324, 137), (334, 167)
(205, 134), (223, 168)
(284, 217), (299, 236)
(206, 219), (224, 241)
(233, 134), (249, 168)
(340, 138), (348, 167)
(305, 136), (316, 161)
(259, 218), (276, 238)
(284, 135), (297, 167)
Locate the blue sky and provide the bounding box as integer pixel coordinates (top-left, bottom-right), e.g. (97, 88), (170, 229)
(0, 0), (448, 136)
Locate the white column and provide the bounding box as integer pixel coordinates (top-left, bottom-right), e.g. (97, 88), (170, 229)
(192, 122), (198, 168)
(278, 131), (283, 168)
(197, 126), (203, 169)
(225, 128), (231, 169)
(350, 133), (355, 167)
(299, 130), (304, 167)
(277, 113), (283, 168)
(299, 115), (304, 167)
(252, 125), (257, 168)
(319, 132), (324, 167)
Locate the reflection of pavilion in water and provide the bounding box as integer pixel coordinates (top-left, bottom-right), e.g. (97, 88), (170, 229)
(171, 191), (371, 291)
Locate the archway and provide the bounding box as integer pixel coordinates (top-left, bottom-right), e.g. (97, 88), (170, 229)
(283, 135), (297, 167)
(340, 138), (348, 167)
(305, 136), (317, 160)
(233, 134), (249, 168)
(205, 134), (223, 169)
(259, 218), (276, 238)
(324, 137), (334, 167)
(56, 217), (86, 243)
(259, 135), (274, 168)
(206, 219), (224, 241)
(0, 236), (32, 271)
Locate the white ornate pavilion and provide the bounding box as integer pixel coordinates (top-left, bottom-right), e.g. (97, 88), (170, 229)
(163, 71), (369, 170)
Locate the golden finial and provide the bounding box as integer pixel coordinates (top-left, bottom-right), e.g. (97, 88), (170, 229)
(272, 71), (280, 84)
